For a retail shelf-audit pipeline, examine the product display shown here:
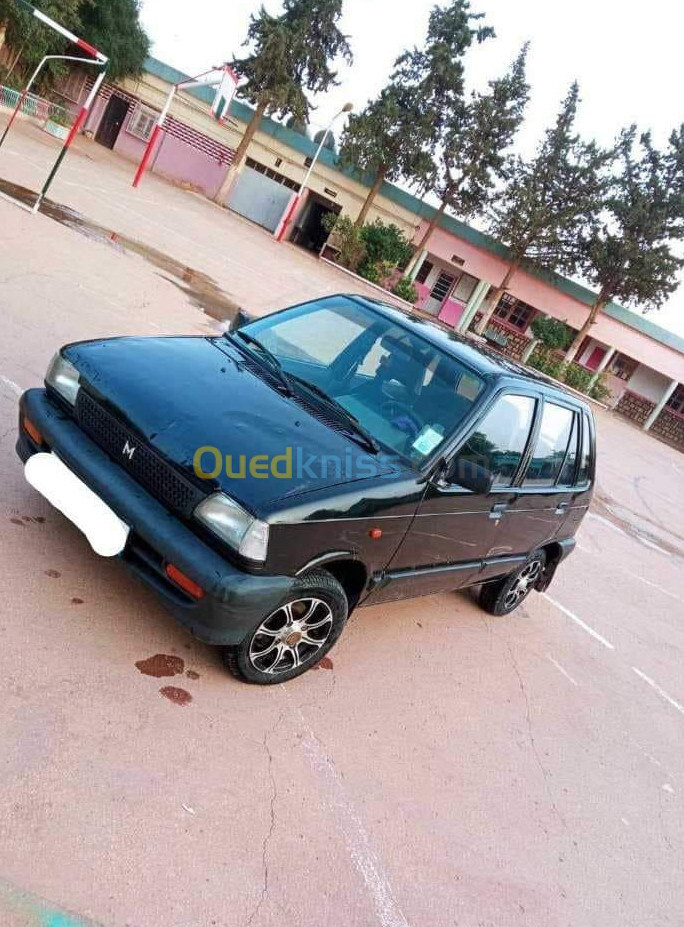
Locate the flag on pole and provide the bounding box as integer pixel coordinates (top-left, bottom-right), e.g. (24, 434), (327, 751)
(212, 67), (238, 122)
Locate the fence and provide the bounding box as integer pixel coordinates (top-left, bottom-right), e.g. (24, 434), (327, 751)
(0, 84), (70, 126)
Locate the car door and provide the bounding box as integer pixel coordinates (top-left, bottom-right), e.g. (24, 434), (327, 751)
(478, 396), (581, 582)
(374, 390), (538, 602)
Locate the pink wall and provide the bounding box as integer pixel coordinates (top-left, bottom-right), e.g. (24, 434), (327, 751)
(419, 221), (684, 382)
(152, 134), (230, 199)
(414, 281), (431, 308)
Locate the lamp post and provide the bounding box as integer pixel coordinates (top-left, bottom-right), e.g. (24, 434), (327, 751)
(276, 102), (352, 243)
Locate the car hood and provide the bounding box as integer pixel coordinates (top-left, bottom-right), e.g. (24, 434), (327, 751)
(65, 336), (399, 514)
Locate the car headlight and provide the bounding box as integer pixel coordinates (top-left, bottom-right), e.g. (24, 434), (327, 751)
(194, 493), (269, 562)
(46, 353), (80, 406)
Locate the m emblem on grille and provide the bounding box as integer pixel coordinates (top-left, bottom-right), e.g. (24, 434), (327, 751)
(122, 439), (136, 460)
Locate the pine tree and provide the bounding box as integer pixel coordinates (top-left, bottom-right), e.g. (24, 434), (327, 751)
(406, 43), (529, 276)
(340, 0), (493, 228)
(213, 0), (351, 205)
(475, 83), (610, 335)
(564, 125), (684, 362)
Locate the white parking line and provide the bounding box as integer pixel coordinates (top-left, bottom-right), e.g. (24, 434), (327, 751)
(285, 694), (411, 927)
(546, 654), (578, 686)
(632, 667), (684, 718)
(0, 375), (23, 397)
(543, 594), (615, 650)
(587, 512), (628, 536)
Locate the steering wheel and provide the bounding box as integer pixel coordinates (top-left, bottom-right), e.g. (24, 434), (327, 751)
(381, 400), (422, 438)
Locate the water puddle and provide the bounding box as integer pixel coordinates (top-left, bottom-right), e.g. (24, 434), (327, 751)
(159, 685), (193, 706)
(0, 177), (241, 322)
(135, 653), (184, 678)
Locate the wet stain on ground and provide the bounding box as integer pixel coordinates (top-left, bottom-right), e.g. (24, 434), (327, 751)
(135, 653), (185, 678)
(312, 656), (334, 671)
(71, 597), (84, 605)
(10, 518), (25, 526)
(44, 569), (61, 578)
(185, 669), (200, 680)
(159, 685), (193, 706)
(0, 177), (241, 322)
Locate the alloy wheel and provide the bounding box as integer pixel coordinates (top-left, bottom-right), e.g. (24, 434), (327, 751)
(502, 558), (543, 611)
(248, 597), (334, 676)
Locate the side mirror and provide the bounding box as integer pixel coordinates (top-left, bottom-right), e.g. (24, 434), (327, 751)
(229, 308), (254, 332)
(444, 457), (494, 495)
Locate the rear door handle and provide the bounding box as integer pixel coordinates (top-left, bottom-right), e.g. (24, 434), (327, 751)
(555, 501), (570, 515)
(489, 502), (509, 521)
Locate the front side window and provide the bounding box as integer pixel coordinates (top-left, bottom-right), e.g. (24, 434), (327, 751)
(244, 298), (485, 464)
(452, 394), (536, 488)
(523, 402), (574, 487)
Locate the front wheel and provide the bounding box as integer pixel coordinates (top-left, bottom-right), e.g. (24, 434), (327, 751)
(222, 570), (348, 685)
(479, 550), (546, 616)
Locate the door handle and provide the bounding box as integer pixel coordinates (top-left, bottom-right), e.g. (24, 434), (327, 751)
(489, 502), (509, 521)
(555, 501), (570, 515)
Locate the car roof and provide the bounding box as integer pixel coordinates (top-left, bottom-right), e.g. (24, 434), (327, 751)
(344, 293), (592, 412)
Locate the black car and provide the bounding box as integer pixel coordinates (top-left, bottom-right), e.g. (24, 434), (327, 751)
(16, 294), (595, 684)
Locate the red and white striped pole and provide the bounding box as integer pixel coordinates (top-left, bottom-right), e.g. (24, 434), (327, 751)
(132, 85), (176, 188)
(32, 67), (107, 212)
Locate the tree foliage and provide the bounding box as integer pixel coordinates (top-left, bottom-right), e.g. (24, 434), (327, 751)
(78, 0), (150, 82)
(0, 0), (149, 86)
(313, 127), (335, 152)
(563, 123), (684, 359)
(340, 0), (493, 226)
(475, 83), (611, 334)
(232, 0), (351, 123)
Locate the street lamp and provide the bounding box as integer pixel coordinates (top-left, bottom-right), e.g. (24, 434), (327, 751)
(276, 102), (353, 243)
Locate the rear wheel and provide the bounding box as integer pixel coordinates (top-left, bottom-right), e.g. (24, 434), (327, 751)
(222, 570), (348, 684)
(479, 550), (546, 616)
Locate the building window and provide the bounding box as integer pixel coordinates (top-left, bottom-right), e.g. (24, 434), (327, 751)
(494, 293), (535, 331)
(415, 260), (433, 284)
(245, 157), (300, 192)
(609, 353), (638, 381)
(127, 105), (158, 142)
(58, 69), (87, 103)
(666, 385), (684, 416)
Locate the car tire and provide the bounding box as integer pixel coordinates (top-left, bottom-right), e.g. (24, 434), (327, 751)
(479, 549), (546, 617)
(222, 570), (349, 685)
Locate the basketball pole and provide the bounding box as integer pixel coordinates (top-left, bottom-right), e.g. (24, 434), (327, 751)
(0, 54), (107, 151)
(32, 67), (107, 213)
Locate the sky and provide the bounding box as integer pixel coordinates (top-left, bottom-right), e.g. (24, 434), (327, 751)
(139, 0), (684, 337)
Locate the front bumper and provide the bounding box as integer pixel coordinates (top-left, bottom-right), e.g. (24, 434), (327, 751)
(16, 389), (295, 646)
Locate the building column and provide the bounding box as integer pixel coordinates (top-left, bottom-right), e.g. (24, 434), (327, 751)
(456, 279), (490, 333)
(521, 338), (539, 364)
(643, 378), (678, 432)
(408, 249), (428, 283)
(587, 346), (616, 389)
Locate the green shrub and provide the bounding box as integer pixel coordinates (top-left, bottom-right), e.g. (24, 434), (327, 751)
(528, 349), (564, 380)
(322, 213), (365, 270)
(531, 315), (574, 351)
(359, 219), (413, 269)
(589, 374), (612, 403)
(357, 260), (381, 283)
(392, 276), (418, 303)
(562, 362), (593, 393)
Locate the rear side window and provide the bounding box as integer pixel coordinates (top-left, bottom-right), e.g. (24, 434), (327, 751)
(557, 415), (580, 485)
(523, 402), (574, 487)
(577, 414), (593, 483)
(453, 394), (535, 488)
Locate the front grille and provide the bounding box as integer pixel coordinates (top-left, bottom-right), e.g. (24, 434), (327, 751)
(76, 390), (203, 516)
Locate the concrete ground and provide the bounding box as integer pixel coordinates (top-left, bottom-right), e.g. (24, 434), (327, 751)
(0, 117), (683, 927)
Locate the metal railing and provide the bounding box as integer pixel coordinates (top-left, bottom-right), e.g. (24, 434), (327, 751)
(0, 84), (70, 126)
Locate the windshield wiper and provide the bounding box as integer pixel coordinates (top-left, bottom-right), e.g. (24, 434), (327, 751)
(230, 330), (293, 396)
(288, 374), (380, 454)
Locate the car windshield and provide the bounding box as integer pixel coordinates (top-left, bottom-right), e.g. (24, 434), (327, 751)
(242, 297), (485, 465)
